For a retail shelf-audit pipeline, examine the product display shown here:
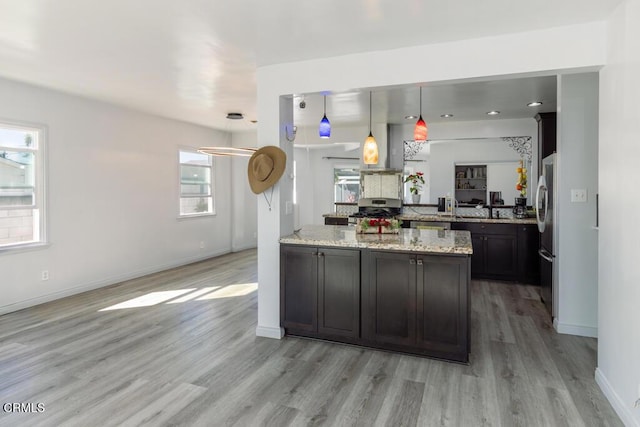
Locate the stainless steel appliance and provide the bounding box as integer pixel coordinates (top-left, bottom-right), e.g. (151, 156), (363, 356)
(536, 153), (557, 317)
(513, 197), (527, 219)
(349, 197), (402, 225)
(489, 191), (503, 205)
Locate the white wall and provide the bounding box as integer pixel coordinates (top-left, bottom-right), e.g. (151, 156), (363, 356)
(555, 73), (599, 338)
(597, 0), (640, 425)
(231, 130), (258, 251)
(0, 76), (233, 314)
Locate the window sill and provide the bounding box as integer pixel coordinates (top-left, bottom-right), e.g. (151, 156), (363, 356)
(177, 212), (217, 220)
(0, 242), (50, 256)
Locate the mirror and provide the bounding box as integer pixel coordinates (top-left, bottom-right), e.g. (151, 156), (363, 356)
(404, 136), (536, 206)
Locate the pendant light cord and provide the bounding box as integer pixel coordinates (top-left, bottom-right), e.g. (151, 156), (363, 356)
(369, 91), (372, 133)
(419, 86), (422, 116)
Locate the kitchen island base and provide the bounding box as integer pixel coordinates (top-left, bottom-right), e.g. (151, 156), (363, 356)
(280, 230), (471, 363)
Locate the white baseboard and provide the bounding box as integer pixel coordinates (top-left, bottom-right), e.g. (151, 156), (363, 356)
(256, 325), (284, 339)
(553, 318), (598, 338)
(231, 243), (257, 252)
(595, 367), (640, 427)
(0, 248), (230, 316)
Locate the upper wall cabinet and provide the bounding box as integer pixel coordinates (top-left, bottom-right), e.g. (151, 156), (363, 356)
(535, 113), (556, 175)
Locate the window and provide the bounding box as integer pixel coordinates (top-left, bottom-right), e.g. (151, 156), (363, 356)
(179, 150), (214, 216)
(334, 166), (360, 203)
(0, 122), (46, 249)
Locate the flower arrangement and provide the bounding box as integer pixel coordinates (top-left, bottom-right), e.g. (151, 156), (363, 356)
(404, 172), (425, 195)
(516, 159), (527, 197)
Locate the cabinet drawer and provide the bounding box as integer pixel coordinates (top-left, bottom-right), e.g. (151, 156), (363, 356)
(453, 222), (516, 235)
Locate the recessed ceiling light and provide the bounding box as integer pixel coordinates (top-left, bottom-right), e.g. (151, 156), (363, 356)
(226, 112), (244, 120)
(405, 115), (418, 120)
(440, 114), (454, 118)
(527, 101), (543, 107)
(250, 120), (258, 124)
(486, 110), (500, 116)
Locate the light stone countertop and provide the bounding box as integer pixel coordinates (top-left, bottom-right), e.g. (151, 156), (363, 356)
(280, 225), (472, 255)
(322, 213), (537, 225)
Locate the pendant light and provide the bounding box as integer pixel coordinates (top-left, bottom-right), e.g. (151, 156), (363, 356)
(414, 86), (428, 142)
(363, 91), (379, 165)
(319, 95), (331, 138)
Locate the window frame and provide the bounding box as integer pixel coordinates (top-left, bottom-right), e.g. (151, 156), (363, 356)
(177, 148), (215, 218)
(0, 119), (47, 253)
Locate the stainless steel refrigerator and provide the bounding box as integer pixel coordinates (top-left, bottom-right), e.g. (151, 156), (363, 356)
(536, 153), (557, 317)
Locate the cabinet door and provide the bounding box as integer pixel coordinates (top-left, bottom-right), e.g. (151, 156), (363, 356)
(536, 112), (557, 173)
(417, 256), (469, 358)
(280, 245), (318, 332)
(318, 248), (360, 338)
(517, 225), (540, 284)
(484, 234), (518, 278)
(365, 251), (416, 346)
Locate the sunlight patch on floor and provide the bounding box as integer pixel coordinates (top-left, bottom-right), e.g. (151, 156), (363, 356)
(196, 283), (258, 300)
(167, 287), (220, 304)
(99, 289), (195, 311)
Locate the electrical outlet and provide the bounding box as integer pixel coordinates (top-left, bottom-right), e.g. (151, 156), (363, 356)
(199, 241), (205, 249)
(571, 189), (587, 203)
(41, 270), (49, 281)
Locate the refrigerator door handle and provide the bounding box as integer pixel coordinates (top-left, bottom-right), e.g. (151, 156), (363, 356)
(536, 175), (548, 233)
(539, 248), (554, 262)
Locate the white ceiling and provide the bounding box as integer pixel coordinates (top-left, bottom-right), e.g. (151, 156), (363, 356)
(0, 1), (620, 131)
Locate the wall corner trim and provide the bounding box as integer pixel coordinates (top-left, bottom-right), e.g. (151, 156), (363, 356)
(256, 325), (284, 339)
(595, 367), (640, 427)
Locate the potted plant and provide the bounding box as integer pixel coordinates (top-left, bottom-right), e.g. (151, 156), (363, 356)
(404, 172), (425, 204)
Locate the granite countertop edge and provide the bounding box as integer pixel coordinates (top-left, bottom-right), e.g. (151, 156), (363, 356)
(280, 226), (473, 255)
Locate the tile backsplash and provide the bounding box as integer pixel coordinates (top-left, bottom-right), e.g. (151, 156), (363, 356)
(334, 203), (517, 219)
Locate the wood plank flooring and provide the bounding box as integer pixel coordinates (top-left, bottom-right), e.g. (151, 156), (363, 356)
(0, 249), (622, 426)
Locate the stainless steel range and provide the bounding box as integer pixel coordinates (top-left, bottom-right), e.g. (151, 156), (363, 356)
(348, 198), (402, 225)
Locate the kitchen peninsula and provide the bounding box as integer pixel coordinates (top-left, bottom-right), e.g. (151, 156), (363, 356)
(280, 225), (472, 363)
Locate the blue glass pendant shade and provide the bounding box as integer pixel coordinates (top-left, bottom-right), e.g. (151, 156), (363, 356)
(319, 114), (331, 138)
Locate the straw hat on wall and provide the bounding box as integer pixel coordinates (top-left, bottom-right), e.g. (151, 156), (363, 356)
(247, 146), (287, 194)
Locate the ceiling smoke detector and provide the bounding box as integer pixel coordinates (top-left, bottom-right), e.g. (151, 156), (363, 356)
(226, 112), (244, 120)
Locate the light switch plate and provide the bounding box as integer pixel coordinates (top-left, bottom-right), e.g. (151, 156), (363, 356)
(571, 189), (587, 203)
(285, 201), (293, 215)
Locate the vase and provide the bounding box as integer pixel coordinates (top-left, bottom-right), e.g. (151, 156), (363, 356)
(411, 193), (421, 204)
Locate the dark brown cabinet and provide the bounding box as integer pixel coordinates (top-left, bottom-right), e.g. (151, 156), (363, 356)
(362, 250), (469, 362)
(536, 112), (556, 174)
(451, 222), (538, 283)
(363, 251), (417, 346)
(517, 225), (540, 284)
(280, 245), (360, 339)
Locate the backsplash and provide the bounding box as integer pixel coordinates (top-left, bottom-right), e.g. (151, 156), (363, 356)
(400, 205), (516, 219)
(334, 203), (518, 219)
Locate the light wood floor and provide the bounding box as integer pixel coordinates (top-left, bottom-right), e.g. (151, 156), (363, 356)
(0, 249), (621, 426)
